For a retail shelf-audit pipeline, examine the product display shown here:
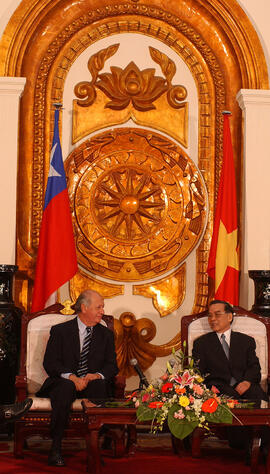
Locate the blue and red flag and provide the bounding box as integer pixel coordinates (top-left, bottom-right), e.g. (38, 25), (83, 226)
(31, 108), (77, 312)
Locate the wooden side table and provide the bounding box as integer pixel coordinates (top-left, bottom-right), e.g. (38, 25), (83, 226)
(82, 401), (138, 474)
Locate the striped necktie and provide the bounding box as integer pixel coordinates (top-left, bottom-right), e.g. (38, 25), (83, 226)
(77, 326), (93, 377)
(221, 333), (229, 359)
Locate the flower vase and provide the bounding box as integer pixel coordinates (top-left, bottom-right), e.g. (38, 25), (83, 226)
(0, 265), (22, 404)
(249, 270), (270, 317)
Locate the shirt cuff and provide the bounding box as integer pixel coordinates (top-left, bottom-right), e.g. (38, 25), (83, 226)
(62, 373), (72, 379)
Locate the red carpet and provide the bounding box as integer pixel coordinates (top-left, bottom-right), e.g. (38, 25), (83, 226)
(0, 449), (266, 474)
(0, 436), (266, 474)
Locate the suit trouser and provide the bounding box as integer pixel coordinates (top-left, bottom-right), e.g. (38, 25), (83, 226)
(48, 378), (108, 444)
(210, 381), (269, 450)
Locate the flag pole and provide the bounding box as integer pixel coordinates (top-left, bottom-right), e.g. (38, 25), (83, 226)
(53, 102), (63, 109)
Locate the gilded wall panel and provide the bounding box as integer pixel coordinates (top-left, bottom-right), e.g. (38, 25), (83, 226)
(65, 128), (206, 283)
(133, 264), (186, 317)
(14, 11), (220, 313)
(72, 45), (188, 146)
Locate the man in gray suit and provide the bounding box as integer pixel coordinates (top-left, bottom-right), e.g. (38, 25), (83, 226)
(37, 289), (118, 467)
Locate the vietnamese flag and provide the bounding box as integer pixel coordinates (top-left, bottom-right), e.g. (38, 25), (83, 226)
(31, 107), (78, 312)
(207, 112), (239, 305)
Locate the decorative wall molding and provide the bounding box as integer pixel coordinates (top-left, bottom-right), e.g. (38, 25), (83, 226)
(237, 89), (270, 109)
(0, 77), (26, 95)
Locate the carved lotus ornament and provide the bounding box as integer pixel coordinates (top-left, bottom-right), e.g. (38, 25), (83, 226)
(97, 62), (168, 111)
(74, 44), (187, 111)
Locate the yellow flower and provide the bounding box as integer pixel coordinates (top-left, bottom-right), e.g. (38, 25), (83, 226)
(195, 375), (203, 383)
(179, 396), (190, 407)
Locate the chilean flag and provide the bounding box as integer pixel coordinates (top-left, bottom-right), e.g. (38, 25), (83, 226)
(207, 112), (239, 306)
(31, 108), (78, 312)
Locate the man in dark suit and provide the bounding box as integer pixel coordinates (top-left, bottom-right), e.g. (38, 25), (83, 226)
(37, 289), (119, 467)
(192, 299), (267, 402)
(192, 299), (268, 457)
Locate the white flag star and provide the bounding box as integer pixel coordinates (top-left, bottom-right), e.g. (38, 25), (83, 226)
(48, 143), (62, 177)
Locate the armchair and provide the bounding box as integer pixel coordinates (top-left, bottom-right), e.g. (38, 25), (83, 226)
(181, 305), (270, 394)
(14, 303), (126, 458)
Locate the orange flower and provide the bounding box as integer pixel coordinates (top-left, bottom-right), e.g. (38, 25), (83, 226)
(161, 382), (173, 393)
(148, 401), (164, 409)
(201, 398), (218, 413)
(160, 373), (169, 381)
(175, 386), (186, 394)
(125, 391), (138, 401)
(227, 399), (239, 409)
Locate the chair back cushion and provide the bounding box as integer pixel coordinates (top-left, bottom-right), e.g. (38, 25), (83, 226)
(26, 313), (108, 394)
(187, 315), (268, 389)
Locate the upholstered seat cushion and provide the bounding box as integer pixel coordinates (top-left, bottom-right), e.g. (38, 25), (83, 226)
(29, 396), (84, 411)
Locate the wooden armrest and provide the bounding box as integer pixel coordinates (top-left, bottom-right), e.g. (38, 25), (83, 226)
(15, 375), (28, 401)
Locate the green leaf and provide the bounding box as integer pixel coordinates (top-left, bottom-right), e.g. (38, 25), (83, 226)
(204, 404), (233, 424)
(167, 404), (198, 439)
(136, 405), (156, 422)
(166, 360), (173, 374)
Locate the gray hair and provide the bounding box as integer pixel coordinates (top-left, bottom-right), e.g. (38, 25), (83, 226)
(73, 290), (98, 313)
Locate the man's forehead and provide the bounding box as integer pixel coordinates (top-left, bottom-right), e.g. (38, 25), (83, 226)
(209, 302), (225, 313)
(92, 294), (104, 304)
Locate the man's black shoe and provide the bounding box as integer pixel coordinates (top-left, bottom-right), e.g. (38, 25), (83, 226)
(0, 398), (33, 424)
(48, 450), (66, 467)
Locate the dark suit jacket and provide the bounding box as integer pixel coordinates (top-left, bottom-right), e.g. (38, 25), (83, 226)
(192, 330), (262, 389)
(37, 317), (119, 397)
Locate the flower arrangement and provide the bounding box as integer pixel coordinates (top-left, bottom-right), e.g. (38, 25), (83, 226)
(134, 345), (240, 440)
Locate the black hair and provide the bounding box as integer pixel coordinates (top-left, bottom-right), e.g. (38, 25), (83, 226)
(209, 299), (234, 315)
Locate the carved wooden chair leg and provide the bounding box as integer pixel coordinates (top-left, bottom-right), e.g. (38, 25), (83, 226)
(14, 423), (24, 458)
(250, 427), (261, 473)
(126, 424), (137, 454)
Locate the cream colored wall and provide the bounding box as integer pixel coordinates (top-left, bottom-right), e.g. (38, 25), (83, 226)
(0, 1), (23, 264)
(236, 1), (270, 305)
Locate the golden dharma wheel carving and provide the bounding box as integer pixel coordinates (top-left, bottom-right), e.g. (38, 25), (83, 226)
(65, 128), (207, 281)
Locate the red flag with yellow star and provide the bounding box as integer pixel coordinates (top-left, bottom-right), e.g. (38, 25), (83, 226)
(207, 113), (239, 305)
